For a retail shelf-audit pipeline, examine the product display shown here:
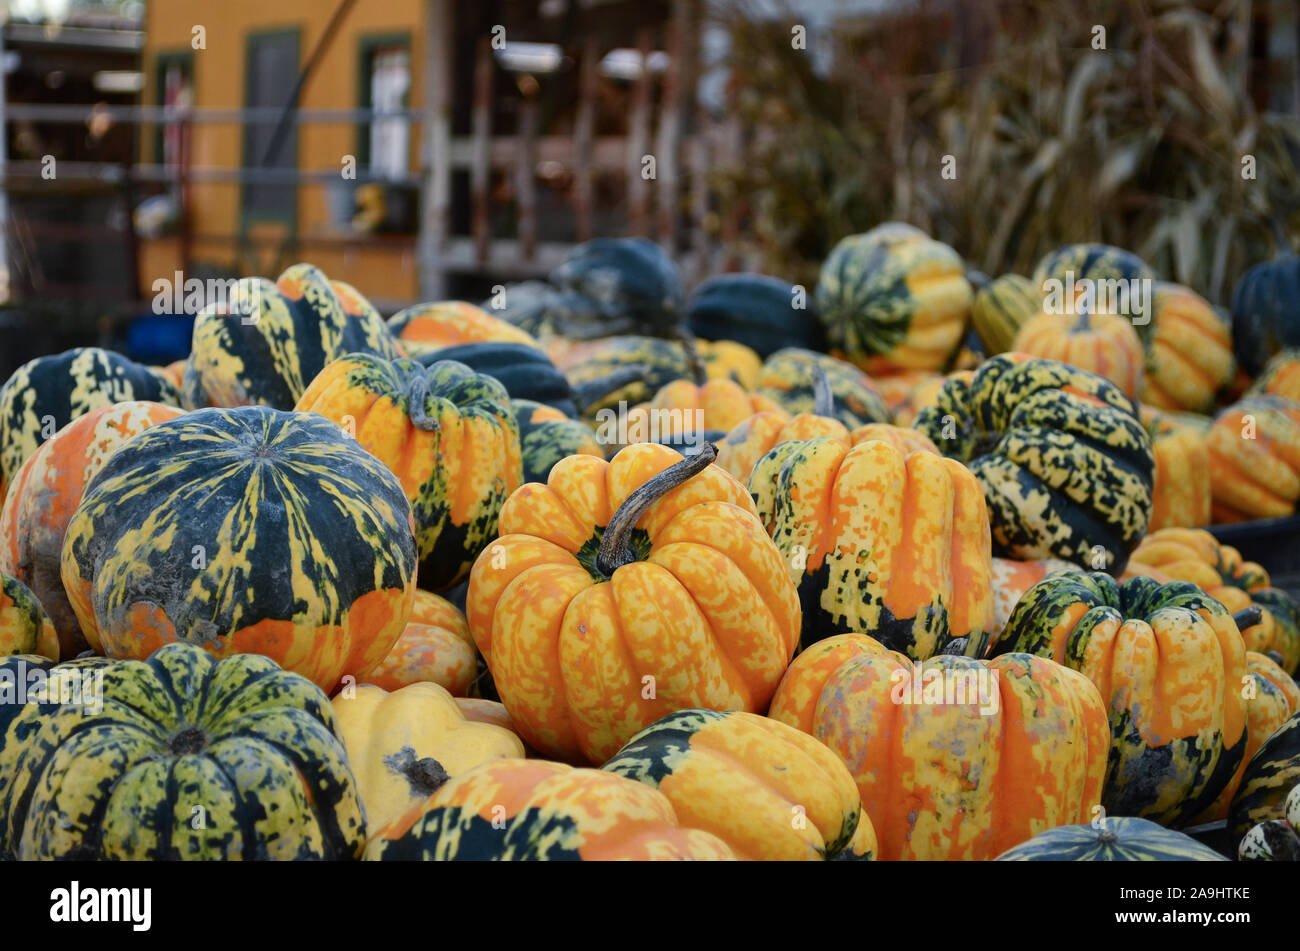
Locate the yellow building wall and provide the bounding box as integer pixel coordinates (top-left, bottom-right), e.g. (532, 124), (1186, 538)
(141, 0), (428, 308)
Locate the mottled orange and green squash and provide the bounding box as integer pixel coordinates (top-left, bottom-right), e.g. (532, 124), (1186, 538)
(356, 590), (478, 695)
(364, 758), (736, 860)
(752, 348), (890, 428)
(513, 399), (605, 484)
(816, 223), (972, 374)
(996, 816), (1228, 861)
(1249, 349), (1300, 404)
(60, 406), (417, 692)
(182, 263), (400, 410)
(1140, 407), (1212, 531)
(914, 354), (1154, 573)
(769, 634), (1108, 860)
(387, 300), (540, 358)
(0, 401), (185, 657)
(626, 377), (782, 438)
(871, 370), (942, 425)
(699, 339), (763, 389)
(1141, 284), (1235, 414)
(749, 436), (994, 658)
(1012, 311), (1145, 400)
(989, 556), (1080, 640)
(993, 572), (1249, 826)
(465, 442), (800, 764)
(971, 273), (1040, 355)
(295, 354), (523, 592)
(1206, 395), (1300, 522)
(602, 708), (876, 861)
(0, 573), (58, 660)
(0, 347), (180, 505)
(1031, 243), (1156, 300)
(1229, 708), (1300, 851)
(1, 643), (365, 860)
(331, 681), (525, 838)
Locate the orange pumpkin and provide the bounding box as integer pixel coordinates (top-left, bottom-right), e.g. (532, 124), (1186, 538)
(769, 634), (1108, 860)
(1140, 406), (1212, 531)
(1249, 349), (1300, 404)
(1206, 396), (1300, 522)
(465, 442), (800, 764)
(870, 371), (942, 424)
(386, 300), (540, 358)
(989, 556), (1080, 639)
(0, 400), (185, 656)
(1140, 284), (1235, 414)
(356, 590), (478, 695)
(1011, 311), (1144, 400)
(624, 378), (783, 440)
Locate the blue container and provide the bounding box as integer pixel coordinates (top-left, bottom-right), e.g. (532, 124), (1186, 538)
(126, 313), (195, 365)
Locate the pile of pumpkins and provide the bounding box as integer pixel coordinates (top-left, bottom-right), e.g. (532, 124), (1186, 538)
(0, 225), (1299, 862)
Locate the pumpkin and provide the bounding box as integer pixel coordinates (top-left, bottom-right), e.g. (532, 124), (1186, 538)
(480, 279), (606, 341)
(626, 377), (781, 439)
(603, 708), (875, 861)
(182, 263), (400, 410)
(698, 339), (763, 389)
(155, 359), (187, 390)
(356, 590), (478, 695)
(1249, 349), (1300, 403)
(913, 353), (1154, 573)
(295, 354), (522, 592)
(331, 681), (524, 837)
(686, 273), (826, 358)
(989, 556), (1081, 640)
(363, 758), (735, 860)
(1231, 253), (1300, 376)
(2, 643), (365, 860)
(970, 273), (1039, 355)
(892, 369), (971, 427)
(0, 401), (185, 656)
(465, 442), (800, 764)
(387, 300), (540, 358)
(0, 347), (180, 504)
(992, 572), (1249, 826)
(1141, 284), (1235, 414)
(60, 406), (417, 692)
(513, 399), (605, 484)
(555, 336), (698, 412)
(1140, 407), (1212, 531)
(0, 573), (58, 660)
(1229, 708), (1300, 850)
(1031, 243), (1156, 307)
(749, 436), (995, 658)
(548, 237), (685, 339)
(816, 223), (972, 374)
(752, 348), (890, 428)
(1238, 819), (1300, 860)
(1206, 395), (1300, 522)
(872, 371), (943, 424)
(995, 817), (1227, 861)
(769, 634), (1108, 860)
(1011, 310), (1144, 400)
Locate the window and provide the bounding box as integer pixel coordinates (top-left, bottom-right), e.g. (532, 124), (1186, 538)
(242, 30), (300, 223)
(358, 35), (411, 180)
(154, 52), (193, 185)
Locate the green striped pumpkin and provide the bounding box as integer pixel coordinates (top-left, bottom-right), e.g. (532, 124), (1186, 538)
(0, 644), (365, 860)
(970, 273), (1040, 355)
(913, 353), (1154, 572)
(182, 263), (400, 411)
(753, 348), (890, 428)
(513, 399), (605, 484)
(558, 336), (693, 413)
(0, 347), (180, 503)
(996, 817), (1227, 861)
(1230, 708), (1300, 849)
(59, 406), (417, 691)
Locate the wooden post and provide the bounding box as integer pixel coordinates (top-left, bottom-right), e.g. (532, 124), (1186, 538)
(471, 34), (493, 265)
(627, 27), (653, 237)
(655, 9), (681, 247)
(574, 34), (598, 244)
(516, 93), (538, 261)
(419, 0), (454, 301)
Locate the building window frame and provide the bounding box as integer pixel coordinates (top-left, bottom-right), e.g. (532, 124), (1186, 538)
(240, 27), (302, 231)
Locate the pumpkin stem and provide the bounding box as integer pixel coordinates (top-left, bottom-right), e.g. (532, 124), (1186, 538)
(406, 373), (440, 432)
(595, 442), (717, 578)
(812, 365), (834, 417)
(676, 325), (709, 387)
(1232, 605), (1263, 631)
(570, 365), (650, 416)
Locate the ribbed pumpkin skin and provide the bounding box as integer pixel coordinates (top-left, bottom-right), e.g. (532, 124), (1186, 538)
(357, 590), (478, 695)
(1031, 243), (1156, 300)
(1012, 312), (1144, 400)
(989, 556), (1080, 639)
(0, 401), (185, 657)
(512, 399), (605, 485)
(0, 348), (180, 503)
(1231, 254), (1300, 376)
(602, 708), (876, 861)
(1249, 349), (1300, 403)
(0, 573), (58, 659)
(465, 443), (800, 764)
(550, 237), (685, 337)
(331, 682), (524, 838)
(686, 273), (826, 357)
(182, 264), (400, 411)
(1206, 395), (1300, 522)
(769, 635), (1108, 861)
(753, 348), (890, 427)
(816, 224), (972, 374)
(699, 340), (763, 389)
(1211, 653), (1300, 815)
(4, 643), (366, 860)
(364, 758), (736, 860)
(631, 378), (779, 436)
(1229, 709), (1300, 849)
(556, 336), (689, 412)
(750, 437), (995, 658)
(418, 342), (587, 418)
(295, 354), (522, 592)
(995, 817), (1227, 861)
(387, 300), (539, 359)
(971, 274), (1039, 354)
(1140, 407), (1212, 530)
(60, 406), (417, 692)
(993, 573), (1248, 826)
(913, 353), (1154, 573)
(1142, 284), (1235, 413)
